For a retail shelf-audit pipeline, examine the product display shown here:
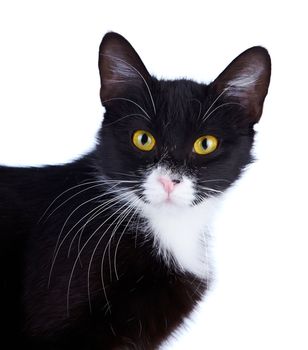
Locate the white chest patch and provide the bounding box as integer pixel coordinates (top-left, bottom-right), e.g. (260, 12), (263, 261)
(136, 167), (221, 279)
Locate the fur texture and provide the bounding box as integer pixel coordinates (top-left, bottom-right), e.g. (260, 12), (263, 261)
(0, 32), (271, 349)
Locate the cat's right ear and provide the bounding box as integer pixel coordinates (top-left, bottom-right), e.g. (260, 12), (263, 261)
(98, 32), (151, 105)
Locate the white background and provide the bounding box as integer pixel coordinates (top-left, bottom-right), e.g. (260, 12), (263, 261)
(0, 1), (307, 349)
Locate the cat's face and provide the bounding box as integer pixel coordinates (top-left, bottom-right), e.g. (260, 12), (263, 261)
(99, 78), (252, 205)
(96, 32), (271, 277)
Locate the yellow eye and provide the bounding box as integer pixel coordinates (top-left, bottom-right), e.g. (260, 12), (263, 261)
(193, 135), (218, 155)
(132, 130), (156, 151)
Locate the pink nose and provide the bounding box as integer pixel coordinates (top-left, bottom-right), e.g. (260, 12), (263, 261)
(158, 177), (178, 194)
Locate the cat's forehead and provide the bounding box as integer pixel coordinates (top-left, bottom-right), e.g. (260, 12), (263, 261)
(156, 79), (207, 107)
(153, 79), (208, 125)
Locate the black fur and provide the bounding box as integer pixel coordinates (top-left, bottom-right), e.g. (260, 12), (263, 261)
(0, 32), (271, 349)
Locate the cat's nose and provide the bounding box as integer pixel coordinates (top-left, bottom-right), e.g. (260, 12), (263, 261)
(158, 177), (179, 194)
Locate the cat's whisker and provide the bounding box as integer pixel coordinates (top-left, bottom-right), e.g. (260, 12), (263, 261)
(86, 196), (136, 313)
(67, 203), (106, 261)
(39, 179), (107, 223)
(100, 54), (156, 115)
(42, 178), (138, 224)
(68, 183), (141, 256)
(193, 194), (207, 206)
(199, 186), (223, 194)
(104, 113), (148, 127)
(190, 98), (202, 121)
(44, 182), (113, 229)
(113, 202), (140, 280)
(106, 203), (136, 284)
(77, 201), (119, 268)
(66, 192), (136, 315)
(101, 97), (151, 122)
(49, 189), (131, 288)
(196, 194), (204, 201)
(53, 188), (117, 254)
(107, 171), (144, 179)
(157, 149), (169, 166)
(76, 187), (139, 261)
(107, 200), (138, 286)
(67, 186), (135, 259)
(202, 101), (244, 123)
(98, 178), (141, 184)
(106, 206), (131, 283)
(199, 179), (231, 184)
(76, 201), (115, 268)
(201, 87), (229, 121)
(98, 198), (139, 311)
(53, 181), (139, 260)
(44, 176), (137, 224)
(50, 192), (113, 278)
(162, 150), (169, 162)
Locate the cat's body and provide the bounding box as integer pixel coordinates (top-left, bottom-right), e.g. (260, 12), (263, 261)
(0, 159), (206, 349)
(0, 32), (271, 349)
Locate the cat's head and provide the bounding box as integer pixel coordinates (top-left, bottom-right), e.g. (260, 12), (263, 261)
(95, 32), (271, 276)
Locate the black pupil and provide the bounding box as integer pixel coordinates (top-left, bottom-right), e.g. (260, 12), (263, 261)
(201, 138), (208, 149)
(141, 133), (148, 145)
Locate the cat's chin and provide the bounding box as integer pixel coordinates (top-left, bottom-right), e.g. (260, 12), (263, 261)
(149, 198), (192, 210)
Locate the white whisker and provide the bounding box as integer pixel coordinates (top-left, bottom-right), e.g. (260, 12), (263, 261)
(201, 88), (229, 121)
(106, 201), (137, 285)
(39, 180), (106, 223)
(49, 188), (131, 288)
(108, 171), (143, 179)
(104, 113), (149, 127)
(199, 178), (231, 184)
(76, 187), (139, 260)
(113, 204), (140, 280)
(98, 198), (139, 311)
(86, 196), (136, 313)
(67, 186), (133, 258)
(97, 178), (141, 184)
(101, 97), (151, 121)
(191, 98), (202, 120)
(42, 178), (136, 224)
(199, 186), (223, 194)
(66, 191), (136, 315)
(45, 183), (108, 228)
(202, 101), (244, 123)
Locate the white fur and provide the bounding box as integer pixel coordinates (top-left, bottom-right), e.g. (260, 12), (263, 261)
(111, 59), (138, 80)
(226, 66), (263, 98)
(228, 73), (259, 89)
(137, 167), (220, 279)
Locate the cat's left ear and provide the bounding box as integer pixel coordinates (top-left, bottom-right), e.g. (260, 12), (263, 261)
(98, 32), (151, 104)
(212, 46), (271, 123)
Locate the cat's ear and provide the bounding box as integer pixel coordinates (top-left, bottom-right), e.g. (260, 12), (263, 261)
(98, 32), (151, 104)
(212, 46), (271, 123)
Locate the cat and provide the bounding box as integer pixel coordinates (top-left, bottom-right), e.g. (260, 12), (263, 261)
(0, 32), (271, 349)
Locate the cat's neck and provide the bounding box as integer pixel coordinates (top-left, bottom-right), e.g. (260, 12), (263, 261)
(140, 196), (221, 278)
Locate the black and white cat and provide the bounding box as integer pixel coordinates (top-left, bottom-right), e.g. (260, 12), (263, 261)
(0, 32), (270, 349)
